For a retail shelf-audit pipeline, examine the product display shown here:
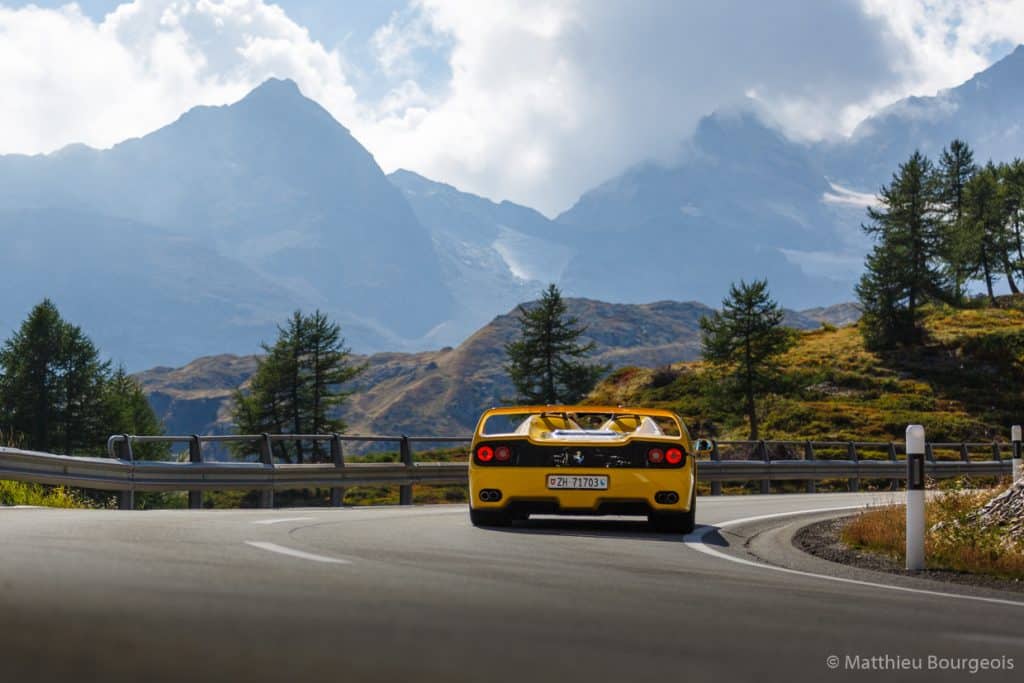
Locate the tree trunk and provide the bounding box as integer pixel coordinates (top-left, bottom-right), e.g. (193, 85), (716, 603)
(982, 252), (996, 303)
(1003, 254), (1021, 294)
(1015, 225), (1024, 281)
(312, 347), (322, 462)
(292, 381), (303, 465)
(544, 318), (555, 403)
(744, 333), (758, 440)
(747, 390), (759, 441)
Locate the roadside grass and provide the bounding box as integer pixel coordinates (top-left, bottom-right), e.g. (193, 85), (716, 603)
(0, 480), (93, 508)
(841, 480), (1024, 579)
(588, 299), (1024, 446)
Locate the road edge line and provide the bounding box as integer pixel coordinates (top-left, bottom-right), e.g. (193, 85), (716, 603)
(683, 505), (1024, 609)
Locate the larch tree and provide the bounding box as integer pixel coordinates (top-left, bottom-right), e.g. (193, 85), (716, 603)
(858, 150), (944, 346)
(699, 280), (794, 440)
(936, 139), (977, 302)
(504, 284), (607, 405)
(231, 310), (364, 464)
(0, 299), (164, 456)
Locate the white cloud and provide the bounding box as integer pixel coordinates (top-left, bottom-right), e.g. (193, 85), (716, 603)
(3, 0), (1024, 215)
(371, 5), (448, 78)
(827, 0), (1024, 137)
(823, 183), (881, 210)
(355, 0), (909, 214)
(0, 0), (361, 155)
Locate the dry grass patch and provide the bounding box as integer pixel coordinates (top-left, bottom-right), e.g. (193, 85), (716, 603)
(841, 482), (1024, 579)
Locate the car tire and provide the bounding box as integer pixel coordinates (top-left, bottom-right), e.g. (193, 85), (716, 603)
(648, 486), (696, 534)
(470, 508), (512, 527)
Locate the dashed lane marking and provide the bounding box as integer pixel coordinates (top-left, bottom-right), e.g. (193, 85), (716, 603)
(244, 541), (352, 565)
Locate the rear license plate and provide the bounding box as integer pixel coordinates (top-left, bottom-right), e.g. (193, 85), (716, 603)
(546, 474), (609, 490)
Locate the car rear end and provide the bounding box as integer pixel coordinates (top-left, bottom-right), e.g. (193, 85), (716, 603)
(468, 408), (696, 531)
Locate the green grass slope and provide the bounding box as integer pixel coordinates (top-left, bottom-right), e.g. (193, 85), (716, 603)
(588, 299), (1024, 444)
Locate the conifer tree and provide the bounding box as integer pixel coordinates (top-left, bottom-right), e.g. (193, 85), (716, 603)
(0, 299), (164, 455)
(102, 367), (169, 460)
(962, 163), (1011, 302)
(858, 151), (944, 345)
(856, 244), (914, 349)
(504, 284), (607, 405)
(1002, 159), (1024, 281)
(699, 280), (794, 440)
(232, 310), (364, 463)
(936, 140), (977, 302)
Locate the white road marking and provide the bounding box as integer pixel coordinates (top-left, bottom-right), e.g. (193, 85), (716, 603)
(251, 517), (316, 525)
(684, 505), (1024, 609)
(244, 541), (352, 565)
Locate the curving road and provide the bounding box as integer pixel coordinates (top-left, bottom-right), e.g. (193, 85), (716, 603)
(1, 493), (1021, 682)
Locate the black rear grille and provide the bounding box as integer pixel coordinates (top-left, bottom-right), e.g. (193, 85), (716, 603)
(507, 441), (682, 468)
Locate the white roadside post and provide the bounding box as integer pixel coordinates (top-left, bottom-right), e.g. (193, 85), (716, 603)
(905, 425), (926, 571)
(1013, 425), (1022, 483)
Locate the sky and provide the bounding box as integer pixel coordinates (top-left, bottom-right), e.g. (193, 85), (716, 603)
(3, 0), (1024, 215)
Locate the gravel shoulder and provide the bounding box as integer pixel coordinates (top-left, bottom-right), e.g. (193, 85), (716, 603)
(794, 516), (1024, 594)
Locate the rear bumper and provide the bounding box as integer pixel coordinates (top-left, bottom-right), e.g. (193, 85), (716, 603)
(470, 465), (695, 515)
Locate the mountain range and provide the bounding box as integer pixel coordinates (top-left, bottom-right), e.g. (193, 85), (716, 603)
(4, 46), (1024, 374)
(136, 297), (850, 451)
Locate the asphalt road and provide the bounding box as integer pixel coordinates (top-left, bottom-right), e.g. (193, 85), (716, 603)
(2, 493), (1021, 682)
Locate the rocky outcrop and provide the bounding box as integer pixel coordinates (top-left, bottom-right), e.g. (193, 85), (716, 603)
(978, 479), (1024, 540)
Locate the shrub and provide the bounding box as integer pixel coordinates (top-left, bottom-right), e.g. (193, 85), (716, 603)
(841, 482), (1024, 579)
(0, 480), (92, 508)
(650, 365), (681, 388)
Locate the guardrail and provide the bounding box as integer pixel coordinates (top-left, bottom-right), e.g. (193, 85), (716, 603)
(0, 435), (1014, 510)
(705, 439), (1014, 495)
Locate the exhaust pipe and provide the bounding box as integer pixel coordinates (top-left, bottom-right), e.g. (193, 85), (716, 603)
(479, 489), (503, 502)
(655, 491), (679, 504)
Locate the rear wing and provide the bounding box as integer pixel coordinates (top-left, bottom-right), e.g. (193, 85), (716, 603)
(476, 407), (685, 443)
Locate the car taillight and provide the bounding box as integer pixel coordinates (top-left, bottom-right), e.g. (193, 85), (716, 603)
(665, 448), (683, 465)
(495, 445), (511, 462)
(647, 448), (664, 464)
(477, 445), (494, 462)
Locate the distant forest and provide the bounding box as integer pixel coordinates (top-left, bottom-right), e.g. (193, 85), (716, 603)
(858, 140), (1024, 347)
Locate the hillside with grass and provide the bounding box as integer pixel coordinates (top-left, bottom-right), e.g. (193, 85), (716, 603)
(589, 298), (1024, 444)
(137, 298), (835, 448)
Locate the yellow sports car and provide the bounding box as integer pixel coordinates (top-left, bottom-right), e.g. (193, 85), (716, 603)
(468, 406), (704, 533)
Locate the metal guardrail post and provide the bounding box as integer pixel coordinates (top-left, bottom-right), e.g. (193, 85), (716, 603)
(925, 442), (935, 464)
(888, 442), (899, 490)
(117, 434), (134, 510)
(259, 433), (274, 509)
(759, 440), (770, 494)
(709, 440), (721, 496)
(399, 436), (414, 505)
(188, 434), (203, 510)
(959, 442), (970, 462)
(1013, 426), (1022, 483)
(847, 441), (859, 492)
(992, 441), (1002, 462)
(804, 441), (816, 493)
(330, 434), (346, 507)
